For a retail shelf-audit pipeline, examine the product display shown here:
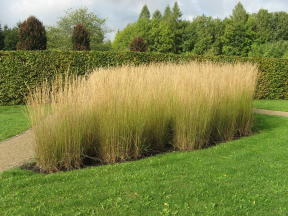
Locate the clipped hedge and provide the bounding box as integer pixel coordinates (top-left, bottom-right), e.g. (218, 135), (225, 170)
(0, 51), (287, 105)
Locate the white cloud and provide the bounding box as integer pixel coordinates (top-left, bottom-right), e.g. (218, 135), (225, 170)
(1, 0), (288, 40)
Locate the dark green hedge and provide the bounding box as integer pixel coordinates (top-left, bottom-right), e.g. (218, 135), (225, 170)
(0, 51), (287, 105)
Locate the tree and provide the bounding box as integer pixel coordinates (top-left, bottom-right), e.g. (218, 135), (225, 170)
(0, 25), (4, 50)
(163, 6), (172, 21)
(47, 8), (106, 50)
(3, 25), (19, 50)
(249, 41), (288, 58)
(183, 16), (224, 55)
(17, 16), (47, 50)
(152, 10), (162, 20)
(222, 19), (254, 56)
(172, 2), (182, 22)
(139, 5), (150, 20)
(130, 36), (147, 52)
(231, 2), (248, 23)
(72, 24), (90, 50)
(148, 19), (175, 53)
(113, 17), (151, 51)
(251, 9), (273, 44)
(271, 12), (288, 41)
(222, 3), (253, 56)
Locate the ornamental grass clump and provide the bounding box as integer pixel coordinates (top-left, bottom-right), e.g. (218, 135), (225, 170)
(27, 62), (257, 172)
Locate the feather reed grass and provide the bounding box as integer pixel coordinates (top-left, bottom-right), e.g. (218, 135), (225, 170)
(27, 62), (258, 172)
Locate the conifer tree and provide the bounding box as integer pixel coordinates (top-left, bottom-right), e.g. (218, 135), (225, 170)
(152, 10), (162, 20)
(72, 24), (90, 50)
(139, 5), (151, 20)
(17, 16), (47, 50)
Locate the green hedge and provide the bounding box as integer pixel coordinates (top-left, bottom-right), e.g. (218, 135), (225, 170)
(0, 51), (287, 105)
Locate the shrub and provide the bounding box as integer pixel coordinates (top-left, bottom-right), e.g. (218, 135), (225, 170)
(130, 37), (147, 52)
(17, 16), (47, 50)
(27, 62), (257, 172)
(72, 24), (90, 51)
(0, 51), (288, 105)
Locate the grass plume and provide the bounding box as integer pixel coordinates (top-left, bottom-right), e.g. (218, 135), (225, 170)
(27, 62), (257, 172)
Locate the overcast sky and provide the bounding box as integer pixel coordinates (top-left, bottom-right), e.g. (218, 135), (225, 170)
(1, 0), (288, 40)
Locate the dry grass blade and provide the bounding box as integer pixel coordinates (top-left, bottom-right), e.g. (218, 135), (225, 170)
(27, 62), (258, 172)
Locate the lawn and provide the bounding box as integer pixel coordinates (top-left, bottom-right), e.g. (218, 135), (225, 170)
(1, 114), (288, 215)
(254, 100), (288, 112)
(0, 106), (29, 141)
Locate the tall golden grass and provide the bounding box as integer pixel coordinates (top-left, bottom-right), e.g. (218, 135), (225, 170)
(27, 62), (257, 172)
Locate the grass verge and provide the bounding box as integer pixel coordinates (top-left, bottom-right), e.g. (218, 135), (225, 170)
(1, 114), (287, 215)
(253, 100), (288, 112)
(0, 106), (29, 141)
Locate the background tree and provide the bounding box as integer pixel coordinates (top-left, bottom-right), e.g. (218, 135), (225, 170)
(3, 25), (19, 50)
(222, 3), (253, 56)
(113, 5), (152, 51)
(17, 16), (47, 50)
(72, 24), (90, 50)
(129, 36), (147, 52)
(249, 40), (288, 58)
(139, 5), (150, 20)
(252, 9), (273, 44)
(231, 2), (248, 23)
(113, 2), (288, 57)
(47, 8), (107, 50)
(148, 20), (175, 53)
(163, 6), (172, 21)
(0, 25), (4, 50)
(152, 10), (162, 20)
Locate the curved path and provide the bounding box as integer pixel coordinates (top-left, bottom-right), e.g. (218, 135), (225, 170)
(0, 130), (34, 171)
(0, 109), (287, 172)
(253, 109), (288, 117)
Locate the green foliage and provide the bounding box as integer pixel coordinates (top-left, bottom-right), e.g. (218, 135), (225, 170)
(17, 16), (47, 50)
(0, 51), (288, 105)
(163, 6), (172, 21)
(172, 2), (182, 22)
(3, 26), (18, 50)
(72, 24), (90, 51)
(0, 25), (4, 50)
(113, 19), (151, 51)
(129, 37), (147, 52)
(249, 41), (288, 58)
(139, 5), (150, 20)
(251, 9), (273, 44)
(231, 2), (248, 23)
(183, 16), (224, 55)
(47, 8), (106, 50)
(148, 19), (175, 53)
(114, 2), (288, 58)
(152, 10), (162, 20)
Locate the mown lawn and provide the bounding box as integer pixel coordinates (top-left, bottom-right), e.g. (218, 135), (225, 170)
(0, 106), (29, 141)
(254, 100), (288, 112)
(1, 114), (288, 215)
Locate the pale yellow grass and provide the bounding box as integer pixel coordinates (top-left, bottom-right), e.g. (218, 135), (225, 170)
(27, 62), (257, 172)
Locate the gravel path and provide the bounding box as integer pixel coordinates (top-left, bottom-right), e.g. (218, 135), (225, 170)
(0, 109), (287, 172)
(0, 130), (34, 172)
(253, 109), (288, 117)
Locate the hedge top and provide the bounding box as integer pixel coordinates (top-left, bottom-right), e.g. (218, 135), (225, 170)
(0, 51), (288, 105)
